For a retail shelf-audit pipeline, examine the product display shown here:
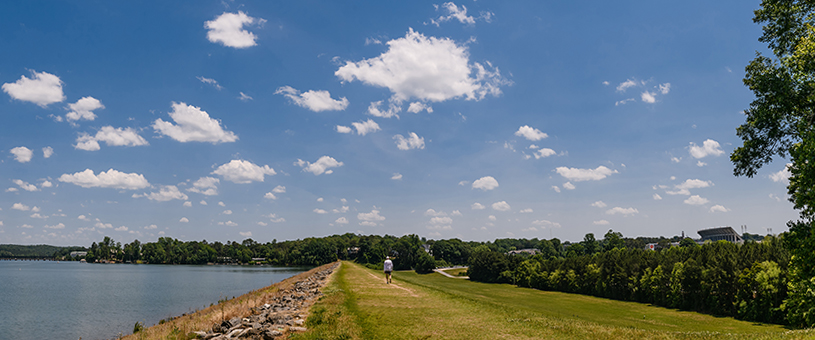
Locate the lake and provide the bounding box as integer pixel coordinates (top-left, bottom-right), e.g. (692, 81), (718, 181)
(0, 260), (309, 340)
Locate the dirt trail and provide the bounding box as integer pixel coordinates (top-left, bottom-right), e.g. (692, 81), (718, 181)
(365, 271), (419, 297)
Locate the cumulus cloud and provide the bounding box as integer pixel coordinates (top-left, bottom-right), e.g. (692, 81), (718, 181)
(425, 209), (447, 217)
(616, 79), (638, 92)
(606, 207), (639, 216)
(74, 126), (148, 151)
(10, 146), (33, 163)
(295, 156), (343, 175)
(187, 176), (219, 196)
(491, 201), (511, 211)
(275, 86), (349, 112)
(12, 203), (30, 211)
(58, 169), (150, 189)
(551, 186), (561, 193)
(13, 179), (39, 192)
(684, 195), (709, 205)
(336, 125), (352, 133)
(407, 102), (433, 113)
(591, 201), (607, 208)
(335, 217), (349, 224)
(534, 148), (556, 159)
(335, 28), (507, 103)
(179, 217), (189, 223)
(205, 11), (264, 48)
(514, 125), (548, 141)
(142, 185), (188, 202)
(271, 185), (286, 194)
(519, 208), (533, 213)
(666, 179), (713, 196)
(709, 205), (729, 213)
(183, 201), (192, 207)
(429, 2), (493, 26)
(532, 219), (562, 228)
(333, 206), (350, 213)
(394, 132), (425, 150)
(358, 209), (385, 225)
(641, 91), (656, 103)
(2, 70), (65, 107)
(44, 223), (65, 229)
(212, 160), (276, 183)
(472, 176), (499, 191)
(555, 166), (616, 182)
(42, 147), (53, 158)
(314, 208), (328, 214)
(593, 220), (610, 225)
(367, 100), (402, 119)
(153, 102), (238, 144)
(65, 96), (104, 121)
(653, 193), (662, 200)
(391, 173), (403, 180)
(238, 92), (253, 101)
(197, 76), (223, 90)
(222, 210), (232, 215)
(351, 119), (381, 136)
(562, 182), (576, 190)
(471, 202), (485, 210)
(770, 164), (792, 183)
(264, 192), (277, 200)
(688, 139), (724, 159)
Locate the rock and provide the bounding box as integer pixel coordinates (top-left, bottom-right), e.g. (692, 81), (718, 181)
(263, 329), (283, 340)
(294, 319), (305, 326)
(289, 326), (308, 332)
(225, 328), (243, 338)
(192, 330), (207, 338)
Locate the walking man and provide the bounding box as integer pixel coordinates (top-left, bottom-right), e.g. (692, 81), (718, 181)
(384, 256), (393, 284)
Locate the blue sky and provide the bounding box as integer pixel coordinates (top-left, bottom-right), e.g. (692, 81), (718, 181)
(0, 1), (797, 246)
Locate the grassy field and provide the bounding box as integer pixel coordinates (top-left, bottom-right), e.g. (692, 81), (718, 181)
(438, 267), (468, 277)
(297, 261), (813, 340)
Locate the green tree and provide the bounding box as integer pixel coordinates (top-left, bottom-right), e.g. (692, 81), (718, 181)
(731, 0), (815, 327)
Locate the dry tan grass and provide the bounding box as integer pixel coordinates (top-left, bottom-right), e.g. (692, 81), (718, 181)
(120, 262), (338, 340)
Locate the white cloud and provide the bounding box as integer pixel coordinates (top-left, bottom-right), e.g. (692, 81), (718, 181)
(562, 182), (575, 190)
(222, 210), (232, 215)
(591, 201), (607, 208)
(74, 126), (148, 151)
(275, 86), (349, 112)
(770, 164), (792, 183)
(451, 210), (462, 216)
(532, 220), (562, 228)
(197, 76), (223, 90)
(552, 186), (561, 193)
(44, 223), (65, 229)
(143, 185), (188, 202)
(10, 147), (33, 163)
(42, 147), (53, 158)
(65, 96), (104, 121)
(697, 161), (707, 167)
(220, 221), (238, 227)
(358, 209), (386, 223)
(491, 201), (511, 211)
(394, 132), (425, 150)
(641, 91), (656, 103)
(429, 2), (492, 26)
(666, 179), (713, 195)
(606, 207), (639, 216)
(153, 102), (238, 144)
(534, 148), (556, 159)
(188, 176), (220, 196)
(78, 215), (90, 221)
(239, 231), (252, 237)
(367, 100), (402, 118)
(709, 205), (729, 213)
(335, 28), (507, 103)
(615, 98), (635, 106)
(351, 119), (381, 136)
(2, 70), (65, 107)
(272, 185), (286, 193)
(359, 221), (378, 227)
(13, 179), (39, 192)
(391, 173), (403, 180)
(684, 195), (709, 205)
(658, 83), (671, 95)
(205, 11), (263, 49)
(430, 216), (453, 225)
(514, 125), (548, 141)
(314, 208), (328, 214)
(200, 200), (208, 205)
(425, 209), (447, 216)
(487, 215), (496, 221)
(30, 206), (39, 212)
(555, 166), (616, 182)
(688, 139), (724, 159)
(264, 192), (277, 200)
(95, 222), (113, 229)
(471, 202), (485, 210)
(458, 180), (469, 186)
(12, 203), (30, 211)
(407, 102), (433, 113)
(653, 193), (662, 200)
(218, 201), (226, 207)
(238, 92), (253, 101)
(257, 221), (268, 226)
(472, 176), (499, 191)
(58, 169), (150, 190)
(212, 159), (276, 183)
(616, 79), (638, 92)
(114, 226), (128, 232)
(144, 224), (158, 230)
(593, 220), (610, 225)
(336, 125), (352, 133)
(333, 206), (350, 213)
(671, 157), (681, 163)
(320, 198), (327, 202)
(183, 201), (192, 207)
(295, 156), (343, 175)
(268, 214), (285, 223)
(519, 208), (533, 213)
(20, 224), (34, 229)
(5, 188), (18, 192)
(335, 217), (349, 224)
(179, 217), (190, 223)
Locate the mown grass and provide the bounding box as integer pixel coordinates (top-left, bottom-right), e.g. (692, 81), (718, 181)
(300, 261), (814, 340)
(438, 267), (468, 277)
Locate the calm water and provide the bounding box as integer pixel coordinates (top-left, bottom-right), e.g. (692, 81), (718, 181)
(0, 260), (309, 340)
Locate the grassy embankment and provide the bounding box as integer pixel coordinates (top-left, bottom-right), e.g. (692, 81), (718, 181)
(296, 261), (813, 340)
(120, 262), (337, 340)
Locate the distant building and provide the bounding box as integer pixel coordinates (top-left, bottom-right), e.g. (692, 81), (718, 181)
(69, 251), (87, 257)
(697, 226), (743, 244)
(507, 248), (539, 256)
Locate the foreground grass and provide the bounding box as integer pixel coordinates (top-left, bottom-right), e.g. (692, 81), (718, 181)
(299, 261), (813, 340)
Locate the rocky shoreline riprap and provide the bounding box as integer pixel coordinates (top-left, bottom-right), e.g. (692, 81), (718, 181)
(193, 262), (339, 340)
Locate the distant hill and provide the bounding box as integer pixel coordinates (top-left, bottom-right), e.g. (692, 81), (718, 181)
(0, 244), (85, 258)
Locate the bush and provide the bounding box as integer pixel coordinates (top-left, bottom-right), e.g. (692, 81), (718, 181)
(414, 249), (436, 274)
